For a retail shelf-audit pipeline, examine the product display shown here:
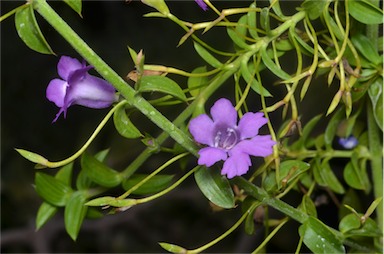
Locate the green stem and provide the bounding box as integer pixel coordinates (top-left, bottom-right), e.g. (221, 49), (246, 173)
(0, 3), (29, 22)
(367, 101), (383, 230)
(33, 0), (198, 156)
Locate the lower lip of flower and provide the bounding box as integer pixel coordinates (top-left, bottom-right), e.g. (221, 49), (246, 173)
(213, 124), (239, 150)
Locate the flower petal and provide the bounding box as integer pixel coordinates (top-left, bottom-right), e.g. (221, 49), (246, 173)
(234, 135), (276, 157)
(46, 78), (67, 107)
(237, 112), (268, 140)
(189, 114), (214, 146)
(194, 0), (208, 11)
(210, 98), (237, 127)
(221, 152), (251, 179)
(66, 72), (117, 109)
(57, 56), (84, 80)
(198, 147), (227, 167)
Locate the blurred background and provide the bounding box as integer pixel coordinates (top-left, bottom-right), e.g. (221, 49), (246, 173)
(1, 1), (340, 252)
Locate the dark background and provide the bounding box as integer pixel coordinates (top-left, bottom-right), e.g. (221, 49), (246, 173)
(1, 1), (337, 253)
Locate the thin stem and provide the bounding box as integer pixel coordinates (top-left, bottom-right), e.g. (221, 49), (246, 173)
(0, 3), (29, 22)
(41, 100), (128, 168)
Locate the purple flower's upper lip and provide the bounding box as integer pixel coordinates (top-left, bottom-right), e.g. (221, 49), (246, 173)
(188, 98), (275, 178)
(46, 56), (117, 122)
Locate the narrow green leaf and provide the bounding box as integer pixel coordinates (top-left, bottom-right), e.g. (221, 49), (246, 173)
(260, 8), (270, 33)
(302, 0), (327, 20)
(299, 216), (345, 253)
(85, 196), (116, 206)
(138, 75), (187, 102)
(85, 196), (136, 208)
(314, 159), (345, 194)
(291, 114), (322, 150)
(188, 66), (208, 97)
(35, 172), (73, 206)
(227, 15), (250, 50)
(247, 3), (258, 39)
(36, 202), (58, 230)
(15, 5), (54, 54)
(351, 34), (382, 66)
(63, 0), (82, 16)
(240, 60), (272, 97)
(159, 242), (186, 253)
(81, 152), (122, 188)
(122, 174), (174, 195)
(15, 149), (49, 166)
(324, 108), (344, 149)
(348, 0), (383, 25)
(343, 161), (367, 190)
(113, 106), (142, 139)
(194, 167), (235, 209)
(95, 148), (110, 162)
(365, 197), (383, 218)
(64, 192), (88, 241)
(368, 78), (383, 130)
(299, 195), (317, 217)
(261, 47), (291, 80)
(193, 42), (222, 68)
(269, 0), (286, 19)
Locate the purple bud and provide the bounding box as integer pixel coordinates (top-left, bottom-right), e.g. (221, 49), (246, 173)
(339, 136), (358, 149)
(46, 56), (117, 122)
(194, 0), (208, 11)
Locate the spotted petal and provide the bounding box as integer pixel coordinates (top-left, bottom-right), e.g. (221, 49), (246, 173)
(189, 114), (214, 146)
(221, 152), (251, 178)
(238, 112), (267, 140)
(198, 147), (227, 167)
(210, 98), (237, 127)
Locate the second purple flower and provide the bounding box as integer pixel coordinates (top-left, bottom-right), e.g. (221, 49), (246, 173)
(189, 98), (276, 179)
(46, 56), (118, 122)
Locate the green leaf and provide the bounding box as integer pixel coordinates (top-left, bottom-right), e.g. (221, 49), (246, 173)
(193, 42), (222, 68)
(63, 0), (82, 16)
(339, 189), (363, 219)
(339, 213), (361, 233)
(291, 114), (322, 150)
(138, 75), (187, 102)
(269, 0), (286, 19)
(351, 34), (382, 66)
(247, 3), (258, 39)
(260, 8), (270, 33)
(343, 160), (369, 191)
(344, 216), (382, 237)
(302, 0), (327, 20)
(14, 5), (54, 54)
(64, 191), (88, 241)
(113, 106), (142, 139)
(299, 195), (317, 217)
(122, 174), (174, 195)
(81, 152), (122, 188)
(36, 202), (58, 230)
(368, 78), (383, 130)
(35, 172), (73, 206)
(240, 60), (272, 97)
(264, 160), (310, 192)
(55, 163), (73, 186)
(324, 108), (344, 149)
(194, 167), (235, 209)
(227, 15), (250, 50)
(348, 0), (383, 25)
(15, 149), (49, 166)
(188, 66), (208, 97)
(159, 242), (186, 253)
(261, 47), (291, 80)
(85, 196), (136, 208)
(299, 216), (345, 254)
(313, 159), (345, 194)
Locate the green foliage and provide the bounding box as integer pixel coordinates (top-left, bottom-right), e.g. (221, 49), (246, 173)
(6, 0), (382, 251)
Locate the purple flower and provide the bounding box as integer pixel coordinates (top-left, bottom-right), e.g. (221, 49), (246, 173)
(46, 56), (117, 122)
(189, 98), (276, 179)
(194, 0), (208, 11)
(339, 136), (358, 149)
